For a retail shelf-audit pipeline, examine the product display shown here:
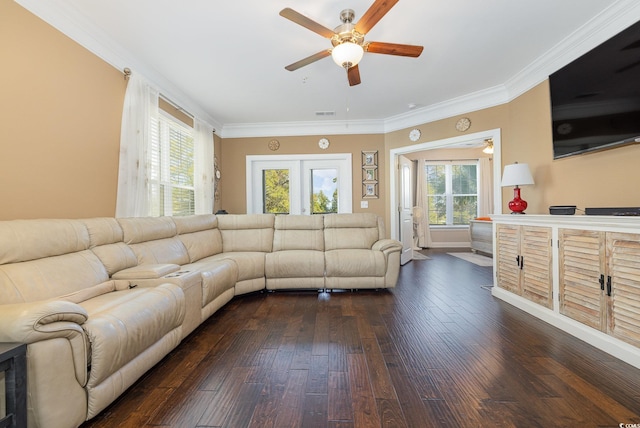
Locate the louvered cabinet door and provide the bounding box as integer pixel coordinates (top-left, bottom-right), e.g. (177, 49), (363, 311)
(520, 226), (553, 308)
(606, 232), (640, 348)
(496, 224), (521, 294)
(558, 229), (606, 330)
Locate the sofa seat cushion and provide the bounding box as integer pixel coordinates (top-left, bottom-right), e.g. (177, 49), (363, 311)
(78, 283), (185, 388)
(325, 249), (386, 277)
(182, 259), (238, 308)
(265, 250), (324, 278)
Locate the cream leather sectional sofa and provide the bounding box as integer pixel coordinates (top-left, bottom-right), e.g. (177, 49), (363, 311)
(0, 212), (401, 428)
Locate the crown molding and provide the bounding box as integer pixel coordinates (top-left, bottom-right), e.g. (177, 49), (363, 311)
(220, 118), (385, 139)
(219, 85), (510, 138)
(382, 85), (510, 134)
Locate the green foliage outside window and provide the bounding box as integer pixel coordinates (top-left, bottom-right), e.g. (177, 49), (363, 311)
(264, 169), (290, 214)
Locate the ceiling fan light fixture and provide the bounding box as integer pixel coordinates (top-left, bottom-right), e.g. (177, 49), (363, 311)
(331, 42), (364, 69)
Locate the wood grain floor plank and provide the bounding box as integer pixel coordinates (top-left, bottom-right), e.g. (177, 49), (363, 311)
(328, 371), (353, 422)
(347, 353), (382, 428)
(306, 354), (329, 394)
(273, 369), (309, 428)
(301, 393), (328, 428)
(361, 338), (396, 400)
(197, 366), (252, 426)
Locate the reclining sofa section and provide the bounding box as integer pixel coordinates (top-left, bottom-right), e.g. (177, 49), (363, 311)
(0, 212), (401, 428)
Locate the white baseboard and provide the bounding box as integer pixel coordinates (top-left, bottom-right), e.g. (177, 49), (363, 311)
(428, 242), (470, 248)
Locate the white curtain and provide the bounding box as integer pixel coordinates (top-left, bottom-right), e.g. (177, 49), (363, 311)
(478, 157), (494, 217)
(193, 118), (215, 214)
(115, 72), (159, 218)
(415, 158), (431, 248)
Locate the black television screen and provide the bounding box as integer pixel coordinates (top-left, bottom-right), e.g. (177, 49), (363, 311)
(549, 20), (640, 159)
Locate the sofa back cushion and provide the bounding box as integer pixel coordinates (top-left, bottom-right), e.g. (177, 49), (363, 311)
(173, 214), (223, 262)
(0, 219), (89, 264)
(82, 218), (137, 276)
(118, 217), (189, 265)
(273, 215), (324, 251)
(0, 219), (110, 304)
(323, 213), (381, 250)
(217, 214), (275, 253)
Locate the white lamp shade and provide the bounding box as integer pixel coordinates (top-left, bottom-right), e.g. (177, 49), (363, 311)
(332, 42), (364, 68)
(501, 163), (534, 187)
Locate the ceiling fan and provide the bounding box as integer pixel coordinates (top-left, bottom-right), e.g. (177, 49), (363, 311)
(280, 0), (424, 86)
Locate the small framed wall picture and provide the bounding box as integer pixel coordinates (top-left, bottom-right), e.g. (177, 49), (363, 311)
(363, 183), (378, 199)
(362, 150), (377, 166)
(363, 167), (377, 182)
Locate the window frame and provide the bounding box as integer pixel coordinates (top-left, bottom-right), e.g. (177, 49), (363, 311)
(246, 154), (352, 215)
(149, 110), (196, 217)
(424, 160), (479, 227)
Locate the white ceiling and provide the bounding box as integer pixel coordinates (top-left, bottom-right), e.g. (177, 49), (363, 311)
(16, 0), (640, 138)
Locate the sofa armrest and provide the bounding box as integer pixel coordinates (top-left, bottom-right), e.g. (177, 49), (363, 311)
(0, 300), (90, 386)
(0, 300), (87, 343)
(372, 239), (403, 254)
(112, 263), (180, 280)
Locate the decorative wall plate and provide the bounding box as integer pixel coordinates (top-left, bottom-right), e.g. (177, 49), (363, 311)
(268, 139), (280, 151)
(455, 117), (471, 132)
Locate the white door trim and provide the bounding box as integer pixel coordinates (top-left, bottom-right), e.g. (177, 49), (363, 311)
(389, 128), (502, 240)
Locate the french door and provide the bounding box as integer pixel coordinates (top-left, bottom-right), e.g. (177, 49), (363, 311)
(246, 154), (352, 215)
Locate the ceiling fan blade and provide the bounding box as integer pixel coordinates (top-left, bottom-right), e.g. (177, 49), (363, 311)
(285, 50), (332, 71)
(355, 0), (399, 34)
(366, 41), (424, 57)
(280, 8), (335, 39)
(347, 65), (361, 86)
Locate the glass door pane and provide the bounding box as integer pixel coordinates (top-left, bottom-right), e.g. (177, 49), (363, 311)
(263, 169), (290, 214)
(311, 168), (338, 214)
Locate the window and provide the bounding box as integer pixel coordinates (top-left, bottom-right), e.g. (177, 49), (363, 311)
(247, 154), (352, 215)
(425, 161), (478, 225)
(311, 169), (338, 214)
(263, 169), (290, 214)
(149, 112), (195, 216)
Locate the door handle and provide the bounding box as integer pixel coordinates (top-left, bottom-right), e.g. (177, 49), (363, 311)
(606, 276), (612, 297)
(599, 274), (605, 291)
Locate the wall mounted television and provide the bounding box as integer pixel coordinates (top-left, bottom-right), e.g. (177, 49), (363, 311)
(549, 20), (640, 159)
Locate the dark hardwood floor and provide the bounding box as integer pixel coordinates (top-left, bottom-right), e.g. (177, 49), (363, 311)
(81, 250), (640, 428)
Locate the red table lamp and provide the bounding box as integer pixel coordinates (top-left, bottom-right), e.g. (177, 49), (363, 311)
(501, 162), (534, 214)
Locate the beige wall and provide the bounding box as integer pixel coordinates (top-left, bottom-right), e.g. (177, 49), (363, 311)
(4, 2), (640, 225)
(0, 1), (125, 220)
